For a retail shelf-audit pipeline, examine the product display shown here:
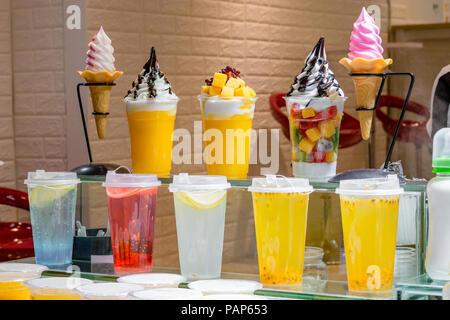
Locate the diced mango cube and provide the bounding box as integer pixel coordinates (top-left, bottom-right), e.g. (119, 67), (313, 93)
(318, 121), (336, 138)
(332, 113), (343, 127)
(301, 107), (316, 119)
(298, 138), (315, 154)
(237, 78), (246, 88)
(202, 85), (210, 94)
(209, 86), (222, 96)
(326, 152), (336, 162)
(212, 73), (228, 88)
(235, 86), (252, 97)
(305, 127), (321, 142)
(248, 87), (256, 97)
(220, 86), (234, 98)
(225, 77), (241, 89)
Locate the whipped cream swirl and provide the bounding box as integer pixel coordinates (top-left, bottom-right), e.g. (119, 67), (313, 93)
(287, 37), (344, 98)
(85, 26), (116, 72)
(348, 7), (384, 60)
(125, 47), (177, 101)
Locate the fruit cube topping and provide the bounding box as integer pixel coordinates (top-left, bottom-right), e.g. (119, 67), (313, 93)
(202, 85), (210, 94)
(301, 107), (316, 119)
(298, 138), (315, 153)
(305, 127), (321, 142)
(203, 66), (255, 99)
(221, 86), (234, 98)
(225, 77), (241, 89)
(209, 86), (222, 96)
(212, 73), (228, 87)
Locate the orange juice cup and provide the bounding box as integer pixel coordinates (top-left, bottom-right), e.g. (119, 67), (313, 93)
(199, 95), (256, 180)
(0, 272), (39, 300)
(126, 98), (178, 176)
(336, 175), (404, 295)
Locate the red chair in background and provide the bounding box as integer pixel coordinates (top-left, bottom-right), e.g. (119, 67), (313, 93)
(270, 93), (363, 148)
(0, 188), (34, 262)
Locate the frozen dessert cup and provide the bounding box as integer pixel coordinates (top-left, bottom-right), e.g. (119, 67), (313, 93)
(336, 175), (403, 295)
(124, 46), (178, 176)
(23, 277), (93, 300)
(249, 175), (313, 286)
(339, 7), (393, 140)
(285, 96), (347, 182)
(74, 282), (144, 300)
(78, 26), (123, 139)
(187, 279), (263, 295)
(0, 272), (39, 300)
(128, 288), (203, 300)
(102, 169), (161, 275)
(24, 170), (80, 269)
(200, 66), (256, 180)
(117, 273), (186, 288)
(169, 173), (231, 280)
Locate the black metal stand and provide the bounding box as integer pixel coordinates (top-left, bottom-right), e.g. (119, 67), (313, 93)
(329, 72), (415, 183)
(71, 82), (121, 176)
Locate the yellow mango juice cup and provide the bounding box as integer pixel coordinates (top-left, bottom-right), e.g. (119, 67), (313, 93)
(126, 98), (178, 176)
(199, 95), (256, 180)
(249, 175), (313, 286)
(336, 175), (404, 295)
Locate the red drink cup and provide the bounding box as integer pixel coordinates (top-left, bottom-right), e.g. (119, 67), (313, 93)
(103, 170), (161, 275)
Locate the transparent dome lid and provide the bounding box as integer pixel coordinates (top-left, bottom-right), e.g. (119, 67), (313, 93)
(432, 128), (450, 173)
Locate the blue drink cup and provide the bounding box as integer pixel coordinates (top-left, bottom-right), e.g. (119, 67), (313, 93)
(24, 170), (80, 269)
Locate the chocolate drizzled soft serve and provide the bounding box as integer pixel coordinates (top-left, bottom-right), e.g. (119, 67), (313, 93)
(125, 47), (177, 100)
(287, 37), (343, 98)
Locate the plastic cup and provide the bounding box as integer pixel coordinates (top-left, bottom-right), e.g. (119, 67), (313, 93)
(24, 170), (80, 269)
(199, 95), (256, 180)
(117, 273), (186, 288)
(126, 98), (178, 176)
(128, 288), (203, 300)
(0, 272), (39, 300)
(169, 173), (231, 280)
(249, 175), (313, 286)
(187, 279), (263, 295)
(102, 170), (161, 275)
(23, 277), (93, 300)
(284, 96), (347, 182)
(0, 263), (48, 275)
(74, 282), (144, 300)
(336, 175), (404, 295)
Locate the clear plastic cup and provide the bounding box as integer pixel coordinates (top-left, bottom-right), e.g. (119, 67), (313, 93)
(0, 272), (39, 300)
(117, 273), (186, 288)
(0, 263), (48, 275)
(102, 169), (161, 275)
(284, 96), (347, 182)
(199, 95), (256, 180)
(74, 282), (144, 300)
(23, 277), (93, 300)
(187, 279), (263, 295)
(249, 175), (313, 286)
(128, 288), (203, 300)
(24, 170), (80, 269)
(126, 98), (178, 176)
(336, 175), (404, 294)
(169, 173), (231, 280)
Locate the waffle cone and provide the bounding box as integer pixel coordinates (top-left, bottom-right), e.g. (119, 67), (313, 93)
(77, 70), (123, 139)
(339, 57), (393, 140)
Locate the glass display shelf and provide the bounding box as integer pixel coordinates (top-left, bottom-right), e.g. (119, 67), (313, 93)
(394, 274), (448, 300)
(9, 257), (399, 300)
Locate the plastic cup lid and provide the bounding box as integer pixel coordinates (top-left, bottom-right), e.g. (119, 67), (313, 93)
(199, 294), (268, 300)
(169, 173), (231, 192)
(187, 279), (263, 294)
(129, 288), (203, 300)
(74, 283), (144, 297)
(248, 175), (313, 193)
(24, 170), (80, 186)
(0, 263), (48, 274)
(0, 272), (40, 283)
(335, 174), (403, 196)
(102, 167), (161, 188)
(24, 277), (93, 290)
(117, 273), (186, 288)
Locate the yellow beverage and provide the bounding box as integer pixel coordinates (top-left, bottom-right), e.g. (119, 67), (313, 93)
(127, 107), (176, 176)
(252, 192), (310, 285)
(201, 97), (255, 180)
(340, 196), (400, 293)
(31, 289), (81, 300)
(0, 272), (38, 300)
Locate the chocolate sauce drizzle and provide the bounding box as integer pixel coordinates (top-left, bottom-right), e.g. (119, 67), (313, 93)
(287, 37), (343, 97)
(125, 46), (172, 99)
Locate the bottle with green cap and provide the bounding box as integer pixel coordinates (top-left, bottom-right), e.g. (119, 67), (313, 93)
(426, 128), (450, 281)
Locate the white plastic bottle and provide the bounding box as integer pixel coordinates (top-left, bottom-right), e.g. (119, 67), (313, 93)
(426, 128), (450, 281)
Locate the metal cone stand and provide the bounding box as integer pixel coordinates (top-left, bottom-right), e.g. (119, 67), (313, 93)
(329, 72), (415, 183)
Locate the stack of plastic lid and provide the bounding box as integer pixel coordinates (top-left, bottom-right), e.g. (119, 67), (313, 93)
(74, 282), (144, 300)
(187, 279), (263, 295)
(117, 273), (186, 289)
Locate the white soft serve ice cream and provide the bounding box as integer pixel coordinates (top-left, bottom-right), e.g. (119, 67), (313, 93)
(124, 46), (178, 113)
(85, 26), (116, 73)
